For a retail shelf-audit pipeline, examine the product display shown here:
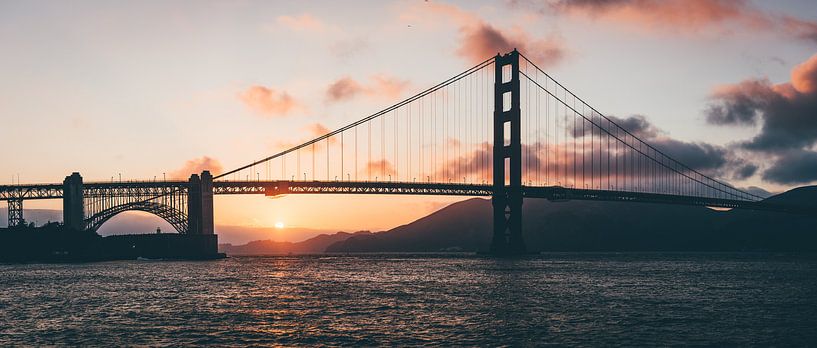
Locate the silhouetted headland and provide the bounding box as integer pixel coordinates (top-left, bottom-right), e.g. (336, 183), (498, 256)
(0, 223), (224, 262)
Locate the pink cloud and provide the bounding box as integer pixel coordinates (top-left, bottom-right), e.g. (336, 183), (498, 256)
(306, 122), (332, 137)
(792, 53), (817, 95)
(363, 160), (397, 179)
(326, 77), (363, 101)
(456, 21), (564, 66)
(325, 75), (410, 102)
(270, 123), (337, 151)
(552, 0), (817, 42)
(410, 3), (566, 66)
(238, 85), (303, 117)
(169, 156), (223, 180)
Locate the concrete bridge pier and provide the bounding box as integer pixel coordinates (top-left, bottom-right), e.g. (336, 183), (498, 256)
(187, 171), (214, 235)
(63, 172), (84, 231)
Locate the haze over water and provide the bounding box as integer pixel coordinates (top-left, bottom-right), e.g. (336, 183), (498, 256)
(2, 253), (816, 346)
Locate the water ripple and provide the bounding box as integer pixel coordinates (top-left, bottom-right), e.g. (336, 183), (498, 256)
(1, 253), (816, 346)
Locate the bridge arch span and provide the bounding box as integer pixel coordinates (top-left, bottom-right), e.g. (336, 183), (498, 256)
(85, 201), (188, 234)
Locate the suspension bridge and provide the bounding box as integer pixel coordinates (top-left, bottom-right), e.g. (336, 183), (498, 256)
(0, 50), (805, 254)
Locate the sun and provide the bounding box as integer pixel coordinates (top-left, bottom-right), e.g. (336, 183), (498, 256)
(274, 221), (285, 229)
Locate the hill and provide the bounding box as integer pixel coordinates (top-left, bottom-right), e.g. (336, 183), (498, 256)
(326, 186), (817, 252)
(219, 231), (373, 255)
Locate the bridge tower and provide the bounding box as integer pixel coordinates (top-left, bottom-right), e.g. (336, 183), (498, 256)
(491, 50), (526, 255)
(63, 172), (84, 231)
(187, 171), (214, 235)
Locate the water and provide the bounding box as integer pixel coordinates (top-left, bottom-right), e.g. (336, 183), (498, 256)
(2, 253), (816, 346)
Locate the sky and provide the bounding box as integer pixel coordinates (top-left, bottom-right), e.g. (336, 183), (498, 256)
(2, 0), (817, 241)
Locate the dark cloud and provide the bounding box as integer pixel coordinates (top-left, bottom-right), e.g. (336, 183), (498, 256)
(596, 115), (731, 175)
(705, 53), (817, 186)
(761, 150), (817, 185)
(651, 138), (729, 174)
(734, 163), (759, 180)
(704, 79), (772, 126)
(705, 78), (817, 152)
(569, 114), (744, 178)
(608, 115), (659, 139)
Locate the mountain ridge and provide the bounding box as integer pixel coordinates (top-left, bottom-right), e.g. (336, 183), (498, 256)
(325, 186), (817, 252)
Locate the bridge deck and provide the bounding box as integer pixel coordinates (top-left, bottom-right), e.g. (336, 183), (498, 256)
(0, 180), (808, 214)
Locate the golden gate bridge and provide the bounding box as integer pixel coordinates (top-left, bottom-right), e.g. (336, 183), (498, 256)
(0, 50), (807, 255)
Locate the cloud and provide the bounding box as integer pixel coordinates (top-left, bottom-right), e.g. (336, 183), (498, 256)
(572, 114), (732, 175)
(456, 22), (565, 66)
(550, 0), (817, 42)
(411, 2), (566, 66)
(651, 138), (730, 174)
(761, 149), (817, 185)
(783, 16), (817, 43)
(169, 156), (223, 180)
(276, 14), (326, 32)
(705, 80), (775, 126)
(305, 122), (338, 145)
(734, 163), (759, 180)
(606, 115), (659, 139)
(325, 75), (410, 102)
(704, 51), (817, 186)
(326, 77), (362, 101)
(434, 142), (492, 181)
(570, 115), (744, 180)
(429, 114), (740, 186)
(705, 53), (817, 152)
(363, 160), (397, 179)
(238, 85), (303, 117)
(270, 123), (337, 151)
(306, 122), (331, 138)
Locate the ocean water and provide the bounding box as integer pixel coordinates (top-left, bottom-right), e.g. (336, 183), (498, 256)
(1, 253), (816, 346)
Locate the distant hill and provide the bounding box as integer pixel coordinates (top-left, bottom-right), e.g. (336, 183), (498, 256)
(326, 186), (817, 252)
(0, 209), (62, 227)
(219, 231), (374, 255)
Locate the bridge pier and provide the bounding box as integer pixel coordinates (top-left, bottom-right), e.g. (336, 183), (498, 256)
(63, 172), (84, 231)
(491, 50), (526, 255)
(187, 171), (214, 235)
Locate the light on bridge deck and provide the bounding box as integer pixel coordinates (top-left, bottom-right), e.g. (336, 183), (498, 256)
(264, 182), (288, 197)
(706, 206), (734, 212)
